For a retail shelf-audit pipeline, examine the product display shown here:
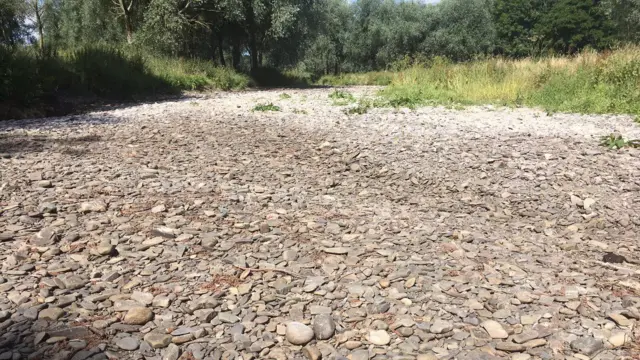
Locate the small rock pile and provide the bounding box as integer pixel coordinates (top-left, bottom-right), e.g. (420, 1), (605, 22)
(0, 88), (639, 360)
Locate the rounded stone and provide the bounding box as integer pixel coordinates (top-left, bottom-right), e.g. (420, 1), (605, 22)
(368, 330), (391, 345)
(286, 322), (314, 345)
(116, 337), (139, 351)
(313, 314), (336, 340)
(124, 307), (154, 325)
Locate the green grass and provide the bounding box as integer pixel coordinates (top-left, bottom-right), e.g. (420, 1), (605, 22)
(380, 48), (640, 115)
(600, 133), (640, 149)
(329, 89), (356, 105)
(318, 71), (394, 86)
(279, 93), (292, 99)
(253, 103), (281, 112)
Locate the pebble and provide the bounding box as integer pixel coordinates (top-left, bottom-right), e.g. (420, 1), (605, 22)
(481, 320), (508, 339)
(144, 333), (172, 348)
(286, 322), (315, 345)
(313, 314), (336, 340)
(116, 337), (139, 351)
(124, 307), (154, 325)
(368, 330), (391, 345)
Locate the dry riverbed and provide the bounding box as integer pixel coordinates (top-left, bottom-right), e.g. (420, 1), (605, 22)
(1, 87), (640, 360)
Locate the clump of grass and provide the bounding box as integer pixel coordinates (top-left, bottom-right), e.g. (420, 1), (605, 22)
(253, 103), (281, 112)
(329, 89), (356, 105)
(293, 109), (308, 114)
(600, 133), (640, 149)
(279, 93), (292, 99)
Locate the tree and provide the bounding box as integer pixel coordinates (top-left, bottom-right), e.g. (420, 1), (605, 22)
(0, 0), (27, 46)
(535, 0), (614, 54)
(493, 0), (544, 57)
(27, 0), (48, 52)
(608, 0), (640, 43)
(423, 0), (496, 61)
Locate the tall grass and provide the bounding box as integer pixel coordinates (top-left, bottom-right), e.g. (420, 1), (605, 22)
(382, 47), (640, 115)
(0, 45), (251, 119)
(317, 71), (394, 86)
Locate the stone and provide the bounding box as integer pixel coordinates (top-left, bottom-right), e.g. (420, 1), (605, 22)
(286, 322), (314, 345)
(96, 240), (115, 256)
(495, 342), (526, 352)
(32, 227), (58, 246)
(302, 345), (322, 360)
(481, 320), (508, 339)
(324, 247), (349, 254)
(583, 198), (595, 210)
(116, 337), (140, 351)
(430, 319), (453, 334)
(570, 337), (603, 356)
(79, 201), (107, 213)
(368, 330), (391, 345)
(124, 307), (154, 325)
(218, 312), (240, 323)
(608, 332), (628, 347)
(144, 333), (172, 348)
(608, 312), (632, 327)
(313, 314), (336, 340)
(39, 307), (64, 321)
(162, 344), (180, 360)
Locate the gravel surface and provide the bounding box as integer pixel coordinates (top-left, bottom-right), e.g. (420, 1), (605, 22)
(1, 86), (640, 360)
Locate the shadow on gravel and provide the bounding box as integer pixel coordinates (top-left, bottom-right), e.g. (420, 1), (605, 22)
(0, 317), (109, 360)
(0, 131), (104, 157)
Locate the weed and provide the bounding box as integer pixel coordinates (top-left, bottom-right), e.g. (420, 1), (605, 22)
(253, 103), (281, 112)
(600, 133), (640, 149)
(329, 89), (356, 105)
(279, 93), (292, 99)
(293, 109), (308, 114)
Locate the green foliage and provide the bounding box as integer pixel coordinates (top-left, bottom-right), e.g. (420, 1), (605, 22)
(329, 89), (355, 105)
(317, 72), (393, 86)
(343, 97), (385, 114)
(249, 67), (311, 87)
(279, 93), (292, 99)
(381, 47), (640, 116)
(600, 134), (640, 149)
(253, 103), (281, 112)
(535, 0), (614, 54)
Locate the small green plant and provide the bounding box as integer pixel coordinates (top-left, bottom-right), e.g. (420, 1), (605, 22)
(345, 99), (372, 115)
(279, 93), (292, 99)
(329, 89), (356, 105)
(189, 101), (200, 106)
(634, 115), (640, 124)
(293, 109), (308, 114)
(253, 103), (281, 112)
(600, 133), (640, 149)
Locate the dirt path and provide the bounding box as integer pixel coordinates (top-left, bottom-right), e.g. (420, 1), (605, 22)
(1, 87), (640, 360)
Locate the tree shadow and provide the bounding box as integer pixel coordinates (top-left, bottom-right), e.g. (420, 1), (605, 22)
(0, 114), (116, 157)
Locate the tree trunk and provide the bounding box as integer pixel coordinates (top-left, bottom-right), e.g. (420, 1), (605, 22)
(34, 1), (45, 53)
(243, 0), (258, 72)
(125, 17), (133, 44)
(217, 32), (226, 66)
(232, 41), (241, 70)
(258, 51), (262, 66)
(119, 0), (134, 44)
